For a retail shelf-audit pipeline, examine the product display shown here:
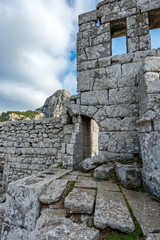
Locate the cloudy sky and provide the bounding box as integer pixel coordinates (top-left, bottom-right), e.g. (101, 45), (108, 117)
(0, 0), (101, 113)
(0, 0), (159, 114)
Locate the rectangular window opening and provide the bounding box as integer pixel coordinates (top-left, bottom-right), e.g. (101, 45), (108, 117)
(149, 9), (160, 49)
(111, 18), (127, 56)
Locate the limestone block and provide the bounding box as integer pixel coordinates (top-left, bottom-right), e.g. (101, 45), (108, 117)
(67, 104), (80, 116)
(99, 132), (110, 151)
(109, 87), (137, 105)
(144, 57), (160, 72)
(116, 163), (141, 189)
(81, 106), (98, 118)
(77, 69), (94, 92)
(140, 0), (160, 13)
(99, 117), (137, 132)
(63, 124), (75, 135)
(82, 152), (108, 171)
(98, 56), (111, 67)
(93, 65), (121, 90)
(127, 15), (137, 29)
(1, 223), (30, 240)
(92, 32), (110, 46)
(94, 163), (114, 180)
(128, 37), (139, 52)
(39, 179), (68, 204)
(64, 188), (95, 214)
(66, 144), (74, 155)
(122, 189), (160, 235)
(75, 176), (97, 188)
(85, 43), (111, 60)
(1, 175), (56, 240)
(79, 10), (97, 25)
(29, 209), (99, 240)
(94, 190), (135, 233)
(146, 234), (160, 240)
(79, 21), (96, 32)
(78, 60), (98, 72)
(104, 104), (138, 118)
(108, 132), (139, 154)
(139, 93), (160, 115)
(144, 72), (160, 94)
(81, 90), (109, 106)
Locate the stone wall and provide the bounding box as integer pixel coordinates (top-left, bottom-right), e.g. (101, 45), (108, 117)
(138, 56), (160, 198)
(0, 117), (63, 191)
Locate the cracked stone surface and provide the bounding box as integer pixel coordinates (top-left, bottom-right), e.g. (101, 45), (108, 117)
(74, 176), (97, 188)
(122, 189), (160, 236)
(97, 181), (120, 192)
(62, 174), (78, 181)
(94, 184), (135, 233)
(39, 179), (68, 204)
(146, 234), (160, 240)
(64, 188), (95, 214)
(29, 209), (99, 240)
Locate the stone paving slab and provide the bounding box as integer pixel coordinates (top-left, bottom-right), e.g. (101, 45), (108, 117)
(39, 179), (68, 204)
(65, 188), (95, 214)
(29, 209), (99, 240)
(74, 176), (97, 188)
(146, 234), (160, 240)
(97, 181), (120, 191)
(122, 189), (160, 236)
(38, 168), (72, 179)
(94, 187), (135, 233)
(70, 171), (92, 176)
(62, 174), (78, 181)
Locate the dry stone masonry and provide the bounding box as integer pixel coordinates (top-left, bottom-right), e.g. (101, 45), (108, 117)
(0, 0), (160, 239)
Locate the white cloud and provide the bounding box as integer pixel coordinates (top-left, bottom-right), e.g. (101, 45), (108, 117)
(0, 0), (99, 113)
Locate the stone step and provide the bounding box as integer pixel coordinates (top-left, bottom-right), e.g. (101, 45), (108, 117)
(94, 182), (135, 233)
(64, 188), (95, 214)
(39, 179), (68, 204)
(122, 189), (160, 236)
(29, 209), (99, 240)
(75, 176), (97, 188)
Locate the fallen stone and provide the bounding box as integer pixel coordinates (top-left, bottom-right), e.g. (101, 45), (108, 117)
(65, 188), (95, 214)
(146, 234), (160, 240)
(116, 163), (141, 189)
(122, 189), (160, 236)
(39, 179), (68, 204)
(1, 174), (56, 240)
(94, 183), (135, 233)
(75, 176), (97, 188)
(29, 209), (99, 240)
(94, 163), (114, 180)
(82, 152), (108, 171)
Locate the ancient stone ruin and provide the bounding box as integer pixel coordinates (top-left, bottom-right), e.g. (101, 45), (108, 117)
(0, 0), (160, 239)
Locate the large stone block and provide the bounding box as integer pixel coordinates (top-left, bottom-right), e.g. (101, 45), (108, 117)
(79, 10), (97, 25)
(81, 90), (109, 106)
(116, 163), (141, 189)
(144, 57), (160, 72)
(109, 87), (137, 105)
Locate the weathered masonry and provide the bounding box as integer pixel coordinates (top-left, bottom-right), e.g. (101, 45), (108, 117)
(0, 0), (160, 198)
(59, 0), (160, 197)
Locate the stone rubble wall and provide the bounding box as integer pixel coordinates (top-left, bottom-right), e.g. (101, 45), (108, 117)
(0, 117), (63, 191)
(138, 56), (160, 198)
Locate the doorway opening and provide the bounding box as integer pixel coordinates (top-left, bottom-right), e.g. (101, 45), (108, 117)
(81, 116), (99, 160)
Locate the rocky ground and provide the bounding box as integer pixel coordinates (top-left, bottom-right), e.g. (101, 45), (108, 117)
(1, 166), (160, 240)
